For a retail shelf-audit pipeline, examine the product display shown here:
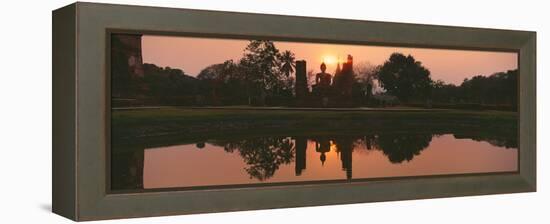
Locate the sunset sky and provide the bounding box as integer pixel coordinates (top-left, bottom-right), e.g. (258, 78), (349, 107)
(142, 35), (518, 85)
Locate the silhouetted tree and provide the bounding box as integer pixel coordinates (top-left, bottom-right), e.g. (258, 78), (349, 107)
(431, 80), (460, 103)
(141, 64), (198, 102)
(460, 69), (517, 106)
(279, 50), (296, 77)
(197, 60), (243, 103)
(239, 40), (283, 105)
(354, 61), (380, 104)
(377, 53), (433, 102)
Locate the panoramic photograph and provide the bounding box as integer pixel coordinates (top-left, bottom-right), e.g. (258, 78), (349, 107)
(110, 33), (518, 191)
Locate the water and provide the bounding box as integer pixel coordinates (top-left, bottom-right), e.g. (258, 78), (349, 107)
(111, 132), (517, 191)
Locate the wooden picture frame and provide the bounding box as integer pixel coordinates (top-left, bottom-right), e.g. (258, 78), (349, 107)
(53, 2), (536, 221)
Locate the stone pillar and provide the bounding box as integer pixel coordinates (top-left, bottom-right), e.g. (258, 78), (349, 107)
(112, 34), (144, 78)
(295, 60), (308, 99)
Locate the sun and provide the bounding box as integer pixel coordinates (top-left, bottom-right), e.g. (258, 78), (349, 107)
(322, 55), (338, 65)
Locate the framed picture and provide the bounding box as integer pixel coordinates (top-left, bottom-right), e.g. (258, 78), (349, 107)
(52, 2), (536, 221)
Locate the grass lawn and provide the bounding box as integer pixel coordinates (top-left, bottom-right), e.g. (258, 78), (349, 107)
(111, 108), (517, 148)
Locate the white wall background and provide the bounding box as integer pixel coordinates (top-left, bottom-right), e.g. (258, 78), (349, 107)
(0, 0), (547, 223)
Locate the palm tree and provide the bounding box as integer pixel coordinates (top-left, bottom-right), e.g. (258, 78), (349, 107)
(279, 50), (296, 77)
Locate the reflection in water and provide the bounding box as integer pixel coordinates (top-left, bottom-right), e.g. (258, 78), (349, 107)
(218, 138), (295, 181)
(111, 133), (517, 191)
(375, 134), (432, 163)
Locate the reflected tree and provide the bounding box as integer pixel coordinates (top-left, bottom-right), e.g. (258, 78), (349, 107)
(453, 134), (518, 149)
(374, 133), (433, 163)
(220, 137), (295, 181)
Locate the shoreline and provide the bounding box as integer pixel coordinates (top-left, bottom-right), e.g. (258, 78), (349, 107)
(111, 105), (517, 113)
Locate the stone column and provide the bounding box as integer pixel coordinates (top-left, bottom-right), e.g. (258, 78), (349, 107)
(295, 60), (308, 100)
(112, 34), (144, 78)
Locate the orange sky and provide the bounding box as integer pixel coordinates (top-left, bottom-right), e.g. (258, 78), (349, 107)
(142, 35), (518, 85)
